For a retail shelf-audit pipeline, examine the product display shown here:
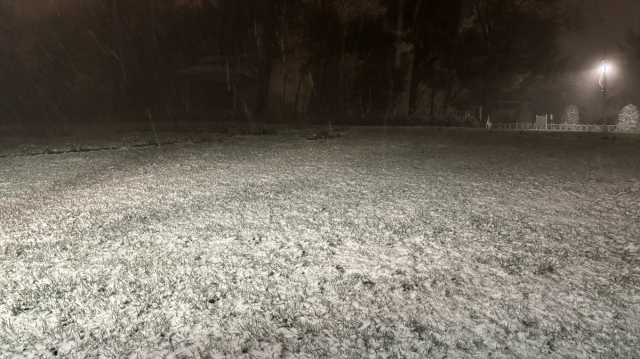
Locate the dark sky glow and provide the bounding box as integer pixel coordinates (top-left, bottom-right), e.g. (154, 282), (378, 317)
(560, 0), (640, 68)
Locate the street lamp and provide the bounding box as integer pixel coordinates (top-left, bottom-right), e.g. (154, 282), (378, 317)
(599, 58), (610, 132)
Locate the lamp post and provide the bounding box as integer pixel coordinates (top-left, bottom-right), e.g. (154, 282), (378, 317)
(599, 57), (609, 132)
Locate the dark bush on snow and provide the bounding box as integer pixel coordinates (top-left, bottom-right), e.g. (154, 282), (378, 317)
(309, 114), (480, 127)
(421, 116), (481, 128)
(240, 122), (277, 135)
(307, 127), (330, 140)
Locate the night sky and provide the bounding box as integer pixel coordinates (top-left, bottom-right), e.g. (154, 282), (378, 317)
(560, 0), (640, 69)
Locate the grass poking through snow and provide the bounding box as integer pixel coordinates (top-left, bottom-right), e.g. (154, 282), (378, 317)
(0, 128), (639, 358)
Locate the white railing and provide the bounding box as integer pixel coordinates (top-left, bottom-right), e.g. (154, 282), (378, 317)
(408, 108), (471, 119)
(497, 123), (536, 130)
(497, 123), (640, 132)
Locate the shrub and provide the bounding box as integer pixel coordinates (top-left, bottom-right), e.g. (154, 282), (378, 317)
(306, 127), (330, 140)
(561, 105), (580, 124)
(617, 104), (639, 132)
(515, 103), (533, 123)
(421, 116), (480, 128)
(240, 121), (277, 135)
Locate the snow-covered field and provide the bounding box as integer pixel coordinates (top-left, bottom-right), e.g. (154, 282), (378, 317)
(1, 127), (639, 358)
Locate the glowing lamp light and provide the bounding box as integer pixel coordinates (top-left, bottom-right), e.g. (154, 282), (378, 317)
(598, 60), (611, 90)
(598, 58), (611, 132)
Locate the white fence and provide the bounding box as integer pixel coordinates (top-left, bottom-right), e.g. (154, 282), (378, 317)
(497, 123), (640, 132)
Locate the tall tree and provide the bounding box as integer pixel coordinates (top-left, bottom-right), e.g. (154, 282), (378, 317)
(301, 1), (400, 117)
(382, 0), (465, 112)
(216, 0), (302, 118)
(8, 0), (218, 118)
(0, 0), (27, 121)
(456, 0), (576, 120)
(618, 29), (640, 107)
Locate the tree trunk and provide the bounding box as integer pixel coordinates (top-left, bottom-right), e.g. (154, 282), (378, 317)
(480, 85), (487, 122)
(282, 71), (288, 114)
(255, 17), (276, 119)
(293, 72), (305, 120)
(429, 86), (436, 117)
(408, 47), (423, 112)
(337, 23), (348, 114)
(443, 69), (454, 110)
(256, 57), (273, 117)
(426, 89), (433, 109)
(443, 88), (452, 111)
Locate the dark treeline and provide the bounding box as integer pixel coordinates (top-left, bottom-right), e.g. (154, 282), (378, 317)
(2, 0), (637, 125)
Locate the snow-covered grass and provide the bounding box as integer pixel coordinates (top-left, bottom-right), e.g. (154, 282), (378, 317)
(0, 127), (639, 358)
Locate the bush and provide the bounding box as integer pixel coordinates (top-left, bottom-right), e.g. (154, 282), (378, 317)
(515, 103), (533, 123)
(240, 121), (277, 135)
(307, 114), (480, 128)
(421, 116), (480, 128)
(561, 105), (580, 124)
(306, 127), (330, 140)
(617, 104), (639, 132)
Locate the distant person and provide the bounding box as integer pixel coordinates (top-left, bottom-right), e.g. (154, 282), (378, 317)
(486, 116), (492, 130)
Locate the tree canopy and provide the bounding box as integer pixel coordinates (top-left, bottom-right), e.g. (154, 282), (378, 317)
(0, 0), (589, 123)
